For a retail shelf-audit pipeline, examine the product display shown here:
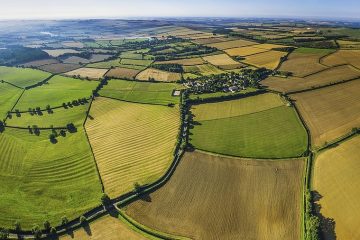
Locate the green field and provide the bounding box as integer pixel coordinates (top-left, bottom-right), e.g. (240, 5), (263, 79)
(0, 82), (23, 119)
(190, 94), (308, 158)
(99, 79), (182, 105)
(120, 58), (153, 66)
(7, 103), (89, 128)
(120, 51), (153, 60)
(15, 75), (98, 110)
(0, 66), (52, 88)
(0, 128), (102, 229)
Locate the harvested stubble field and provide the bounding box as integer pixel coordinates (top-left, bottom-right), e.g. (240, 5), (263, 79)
(44, 49), (80, 57)
(0, 128), (102, 228)
(321, 50), (360, 69)
(85, 98), (180, 198)
(262, 65), (360, 93)
(279, 48), (334, 77)
(155, 57), (205, 66)
(65, 67), (108, 79)
(22, 58), (60, 67)
(61, 41), (85, 48)
(313, 136), (360, 240)
(225, 46), (269, 57)
(202, 54), (242, 69)
(0, 66), (51, 88)
(38, 63), (82, 74)
(290, 80), (360, 147)
(136, 68), (181, 82)
(190, 93), (308, 158)
(105, 67), (141, 79)
(0, 83), (23, 119)
(242, 50), (288, 69)
(15, 75), (98, 110)
(337, 40), (360, 49)
(100, 79), (181, 105)
(206, 39), (258, 50)
(60, 216), (147, 240)
(125, 150), (305, 240)
(62, 56), (90, 64)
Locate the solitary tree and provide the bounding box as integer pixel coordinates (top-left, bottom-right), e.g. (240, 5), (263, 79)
(14, 221), (21, 232)
(61, 216), (69, 226)
(31, 225), (42, 240)
(101, 193), (110, 206)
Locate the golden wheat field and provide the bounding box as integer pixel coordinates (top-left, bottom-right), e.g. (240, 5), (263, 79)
(85, 97), (180, 198)
(202, 53), (242, 68)
(290, 80), (360, 147)
(65, 67), (108, 79)
(313, 136), (360, 240)
(242, 50), (287, 69)
(125, 151), (305, 240)
(225, 46), (269, 57)
(136, 68), (181, 82)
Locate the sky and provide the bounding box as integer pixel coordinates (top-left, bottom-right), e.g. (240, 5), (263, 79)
(0, 0), (359, 20)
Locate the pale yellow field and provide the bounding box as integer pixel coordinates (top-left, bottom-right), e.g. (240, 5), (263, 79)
(243, 50), (287, 69)
(192, 93), (284, 121)
(62, 41), (85, 48)
(60, 216), (146, 240)
(65, 67), (108, 79)
(202, 54), (241, 68)
(126, 150), (305, 240)
(207, 39), (258, 50)
(136, 68), (181, 82)
(313, 136), (360, 240)
(44, 49), (80, 57)
(290, 80), (360, 147)
(225, 46), (269, 57)
(321, 50), (360, 69)
(337, 40), (360, 49)
(156, 57), (204, 66)
(85, 97), (180, 198)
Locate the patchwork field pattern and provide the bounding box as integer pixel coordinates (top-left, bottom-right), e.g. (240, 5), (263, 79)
(126, 151), (305, 240)
(202, 54), (242, 69)
(290, 80), (360, 147)
(206, 39), (258, 50)
(313, 136), (360, 240)
(85, 98), (180, 198)
(321, 50), (360, 69)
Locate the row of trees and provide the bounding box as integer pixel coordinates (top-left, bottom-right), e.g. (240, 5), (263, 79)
(152, 63), (183, 73)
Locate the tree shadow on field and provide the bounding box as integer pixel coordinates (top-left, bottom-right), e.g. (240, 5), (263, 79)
(82, 222), (92, 236)
(64, 228), (74, 239)
(138, 193), (152, 202)
(88, 114), (94, 120)
(312, 190), (337, 240)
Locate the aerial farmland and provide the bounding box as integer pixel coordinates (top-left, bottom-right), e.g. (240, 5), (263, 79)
(0, 9), (359, 240)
